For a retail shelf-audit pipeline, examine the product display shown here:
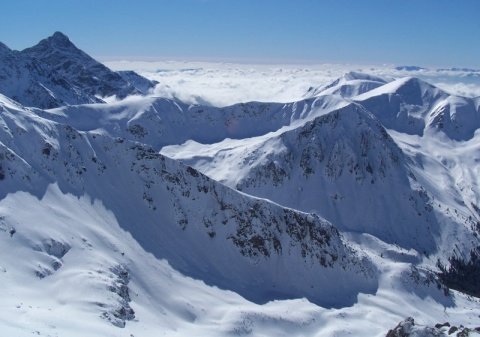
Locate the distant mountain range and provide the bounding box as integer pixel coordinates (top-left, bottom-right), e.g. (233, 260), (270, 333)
(395, 65), (480, 73)
(1, 33), (479, 336)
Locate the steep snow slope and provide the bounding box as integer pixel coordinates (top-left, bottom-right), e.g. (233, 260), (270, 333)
(388, 129), (480, 262)
(355, 77), (480, 140)
(0, 94), (376, 309)
(2, 184), (478, 337)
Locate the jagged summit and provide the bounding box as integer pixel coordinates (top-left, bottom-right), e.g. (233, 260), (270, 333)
(45, 31), (74, 48)
(22, 31), (98, 69)
(51, 31), (70, 41)
(0, 32), (157, 108)
(21, 32), (146, 99)
(0, 38), (87, 109)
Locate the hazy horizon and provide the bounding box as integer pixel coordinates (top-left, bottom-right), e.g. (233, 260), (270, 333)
(2, 0), (479, 69)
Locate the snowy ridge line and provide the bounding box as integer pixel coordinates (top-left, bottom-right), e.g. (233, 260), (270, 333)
(44, 93), (348, 150)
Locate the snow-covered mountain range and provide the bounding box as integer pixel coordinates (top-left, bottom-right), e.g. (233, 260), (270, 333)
(1, 33), (480, 336)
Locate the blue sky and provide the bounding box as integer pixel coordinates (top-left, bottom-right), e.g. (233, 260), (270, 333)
(1, 0), (479, 68)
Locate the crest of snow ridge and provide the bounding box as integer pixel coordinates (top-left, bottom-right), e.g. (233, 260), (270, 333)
(305, 71), (393, 98)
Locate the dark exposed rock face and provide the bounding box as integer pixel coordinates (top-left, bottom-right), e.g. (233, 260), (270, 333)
(21, 32), (153, 99)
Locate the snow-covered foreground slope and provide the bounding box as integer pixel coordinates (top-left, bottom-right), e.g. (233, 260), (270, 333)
(2, 185), (478, 337)
(1, 184), (479, 337)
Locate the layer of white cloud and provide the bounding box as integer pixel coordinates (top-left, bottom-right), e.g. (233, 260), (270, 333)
(105, 60), (480, 107)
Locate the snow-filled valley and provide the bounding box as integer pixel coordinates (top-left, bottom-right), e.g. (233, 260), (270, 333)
(1, 33), (480, 337)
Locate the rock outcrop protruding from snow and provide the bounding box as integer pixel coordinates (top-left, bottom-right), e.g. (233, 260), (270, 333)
(386, 317), (446, 337)
(102, 264), (135, 327)
(386, 317), (480, 337)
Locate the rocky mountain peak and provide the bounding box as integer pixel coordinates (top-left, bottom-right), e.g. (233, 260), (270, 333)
(49, 31), (73, 48)
(0, 33), (158, 108)
(0, 41), (12, 54)
(22, 31), (94, 68)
